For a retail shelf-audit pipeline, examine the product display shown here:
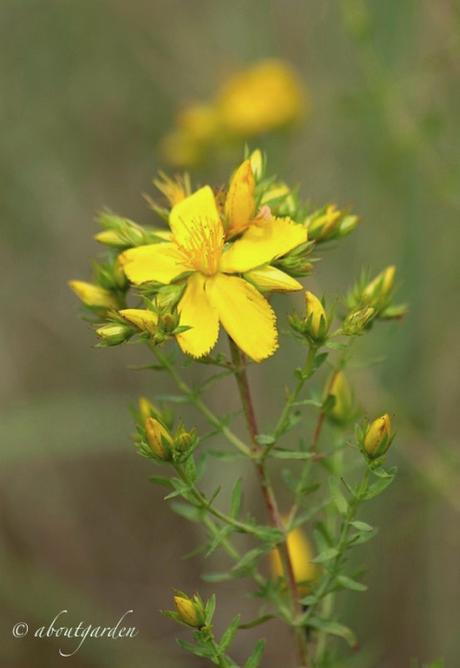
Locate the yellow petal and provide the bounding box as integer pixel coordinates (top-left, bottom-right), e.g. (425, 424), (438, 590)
(244, 265), (302, 292)
(177, 273), (220, 358)
(169, 186), (222, 248)
(119, 308), (158, 333)
(207, 274), (277, 362)
(119, 243), (190, 285)
(220, 217), (307, 273)
(224, 159), (256, 237)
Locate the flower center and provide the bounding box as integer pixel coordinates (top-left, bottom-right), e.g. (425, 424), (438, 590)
(176, 218), (224, 276)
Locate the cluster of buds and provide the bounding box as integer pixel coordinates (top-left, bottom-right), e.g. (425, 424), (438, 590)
(346, 266), (407, 325)
(170, 592), (207, 628)
(358, 414), (394, 461)
(289, 291), (329, 343)
(305, 204), (359, 243)
(136, 397), (197, 462)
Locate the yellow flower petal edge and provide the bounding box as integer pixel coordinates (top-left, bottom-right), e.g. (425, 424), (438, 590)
(219, 217), (307, 274)
(207, 274), (278, 362)
(224, 159), (256, 237)
(120, 243), (190, 285)
(176, 273), (220, 358)
(244, 265), (302, 292)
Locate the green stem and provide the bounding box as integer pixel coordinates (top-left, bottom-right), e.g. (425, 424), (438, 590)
(313, 449), (343, 664)
(228, 337), (310, 668)
(175, 464), (266, 538)
(266, 344), (318, 459)
(302, 470), (369, 634)
(153, 347), (251, 457)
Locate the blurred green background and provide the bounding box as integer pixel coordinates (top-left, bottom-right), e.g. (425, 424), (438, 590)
(1, 1), (459, 666)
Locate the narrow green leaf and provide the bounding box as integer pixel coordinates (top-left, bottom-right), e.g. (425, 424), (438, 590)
(313, 547), (340, 563)
(244, 639), (265, 668)
(170, 502), (202, 522)
(307, 618), (357, 647)
(205, 594), (216, 625)
(328, 477), (348, 514)
(149, 475), (173, 488)
(271, 449), (315, 460)
(202, 571), (233, 583)
(255, 433), (275, 446)
(230, 478), (243, 518)
(336, 575), (367, 592)
(350, 520), (373, 532)
(363, 476), (394, 499)
(219, 614), (240, 652)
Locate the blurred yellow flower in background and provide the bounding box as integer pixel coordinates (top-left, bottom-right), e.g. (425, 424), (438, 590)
(217, 59), (306, 136)
(271, 523), (317, 593)
(161, 59), (307, 167)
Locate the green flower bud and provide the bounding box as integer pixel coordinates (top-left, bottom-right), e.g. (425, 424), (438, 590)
(95, 323), (132, 346)
(342, 306), (375, 336)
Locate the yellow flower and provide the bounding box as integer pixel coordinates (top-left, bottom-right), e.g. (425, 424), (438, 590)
(120, 184), (307, 362)
(364, 414), (392, 458)
(68, 280), (118, 309)
(217, 59), (306, 136)
(271, 525), (317, 592)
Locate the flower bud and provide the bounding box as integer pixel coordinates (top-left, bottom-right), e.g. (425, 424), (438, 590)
(342, 306), (375, 336)
(95, 212), (146, 248)
(174, 425), (197, 452)
(244, 265), (302, 292)
(158, 311), (180, 334)
(304, 291), (327, 340)
(306, 205), (342, 241)
(274, 241), (313, 278)
(363, 266), (396, 304)
(153, 172), (191, 207)
(96, 323), (132, 346)
(326, 371), (354, 425)
(138, 397), (161, 423)
(363, 414), (393, 458)
(249, 149), (264, 180)
(154, 284), (186, 312)
(173, 594), (204, 628)
(145, 417), (173, 460)
(225, 159), (256, 237)
(69, 281), (118, 310)
(119, 308), (158, 335)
